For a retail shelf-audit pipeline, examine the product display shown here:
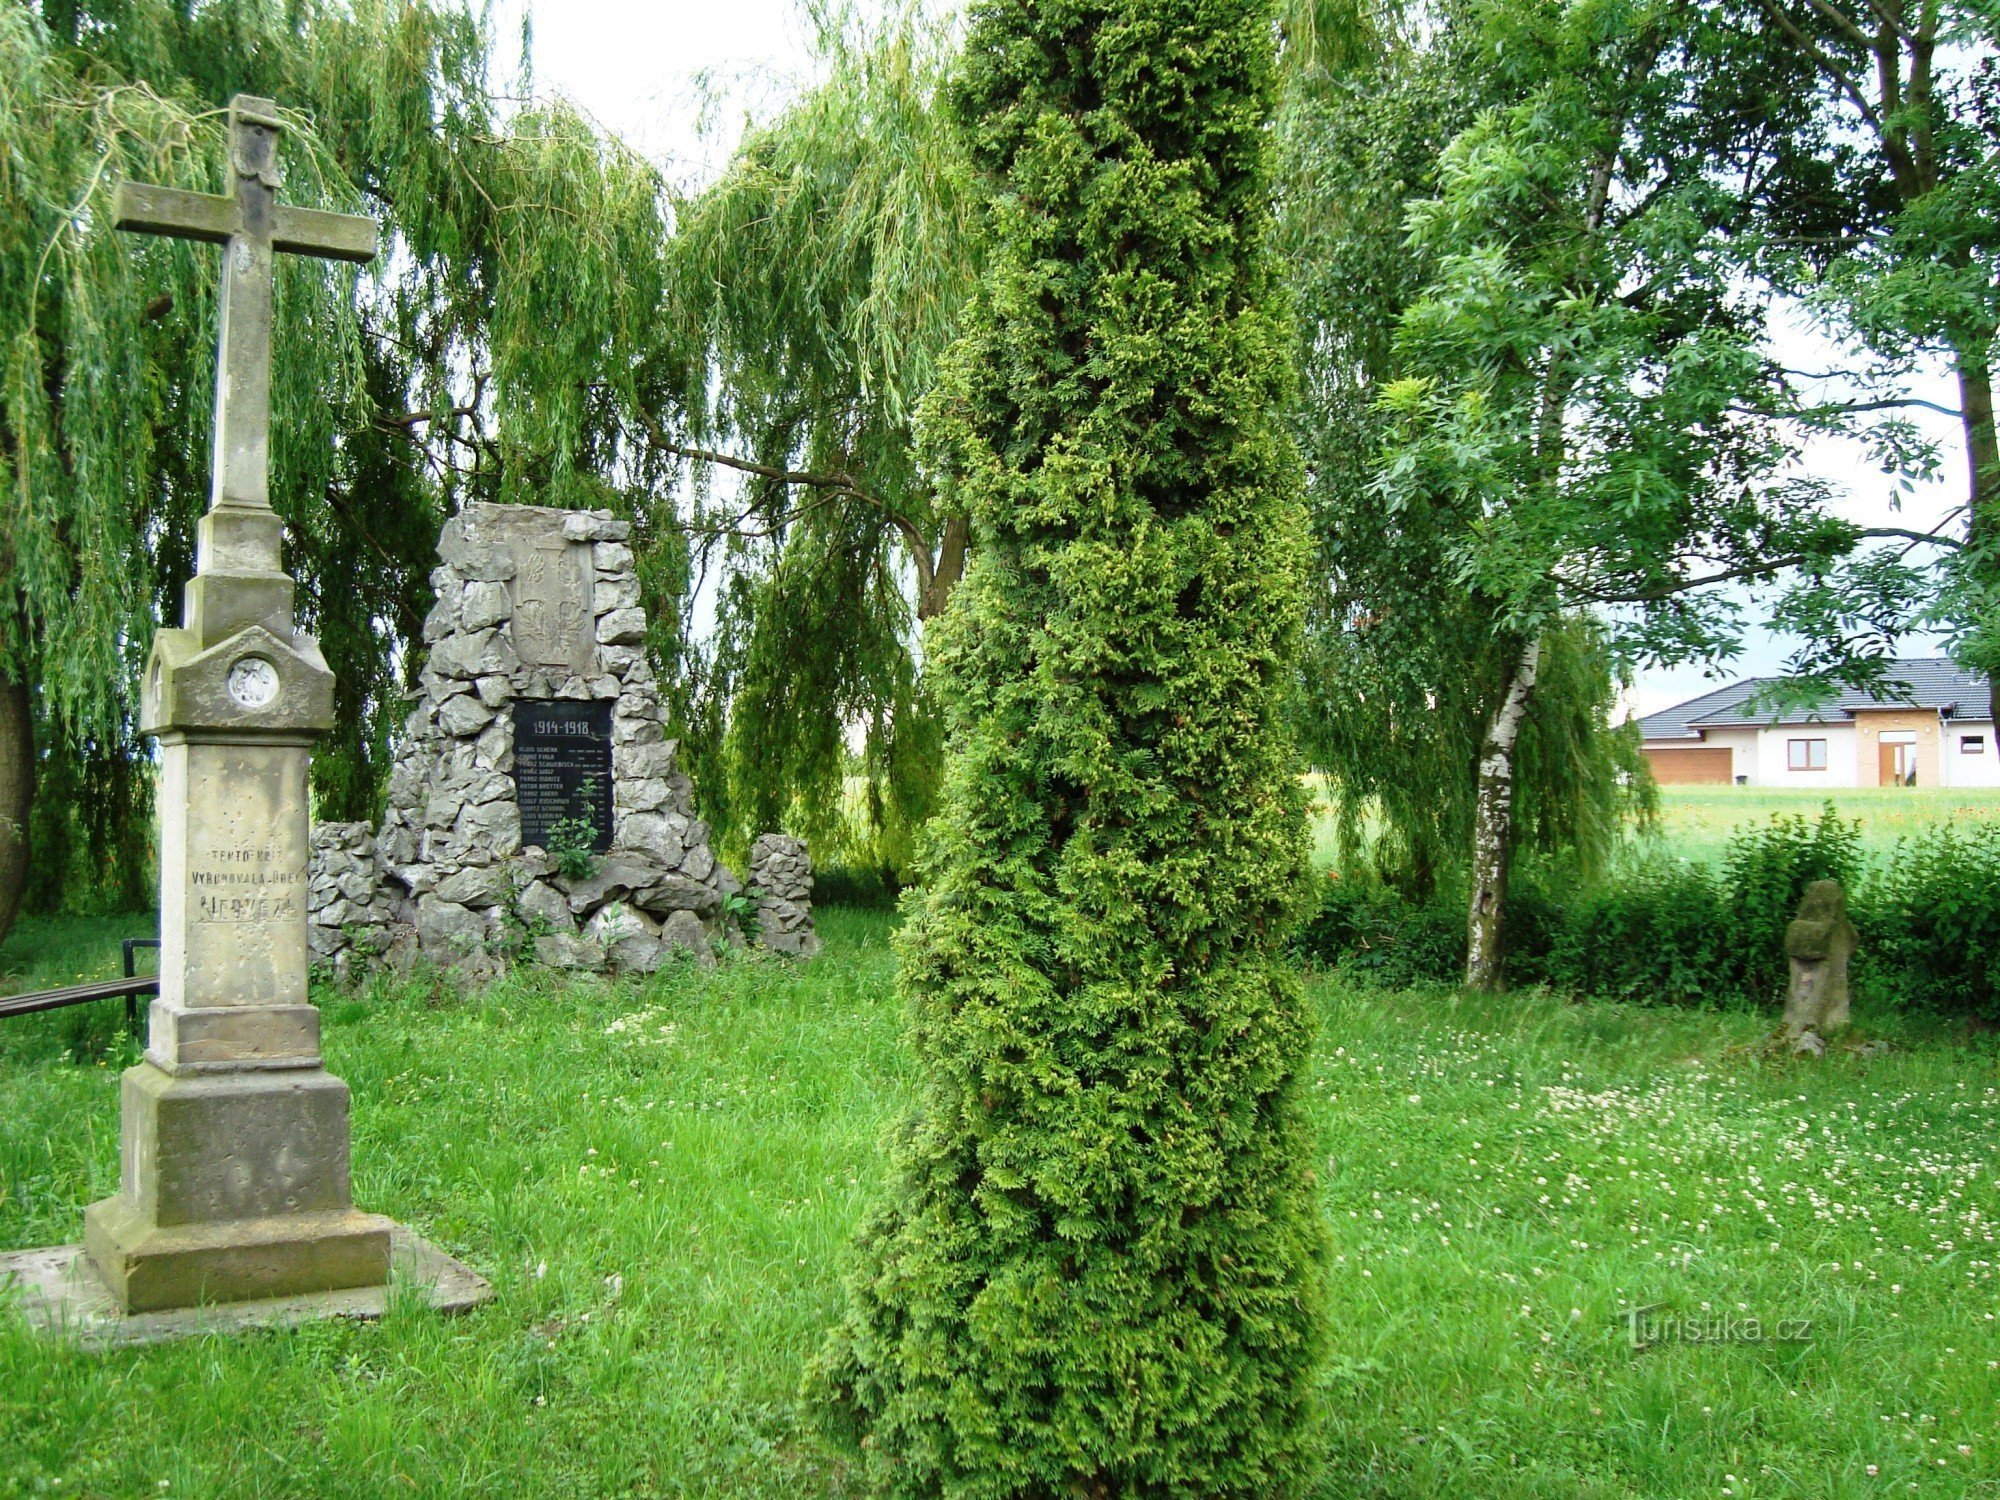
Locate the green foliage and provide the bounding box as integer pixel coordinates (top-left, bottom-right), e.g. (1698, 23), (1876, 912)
(720, 887), (762, 943)
(1861, 824), (2000, 1023)
(1716, 806), (1865, 998)
(1378, 0), (1859, 663)
(1282, 1), (1762, 940)
(545, 815), (600, 882)
(1720, 0), (2000, 659)
(1295, 873), (1466, 989)
(1296, 803), (2000, 1020)
(668, 7), (974, 872)
(1300, 613), (1655, 897)
(811, 0), (1328, 1492)
(20, 699), (154, 916)
(1528, 855), (1735, 1005)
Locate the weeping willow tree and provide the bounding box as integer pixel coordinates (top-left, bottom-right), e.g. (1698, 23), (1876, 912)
(1298, 614), (1651, 898)
(663, 5), (978, 875)
(1, 0), (681, 936)
(661, 1), (1394, 876)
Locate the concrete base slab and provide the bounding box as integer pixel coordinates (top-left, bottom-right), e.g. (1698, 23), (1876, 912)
(0, 1226), (490, 1349)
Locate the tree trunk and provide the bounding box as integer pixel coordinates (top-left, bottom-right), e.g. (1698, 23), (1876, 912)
(0, 674), (32, 945)
(1465, 633), (1542, 993)
(920, 514), (970, 621)
(1952, 344), (1999, 720)
(1956, 347), (1997, 538)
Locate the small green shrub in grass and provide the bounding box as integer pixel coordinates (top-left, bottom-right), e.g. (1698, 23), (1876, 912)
(810, 0), (1328, 1492)
(1525, 857), (1732, 1003)
(1296, 877), (1460, 988)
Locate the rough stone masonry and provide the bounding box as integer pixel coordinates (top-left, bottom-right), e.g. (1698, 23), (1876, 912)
(750, 833), (821, 957)
(309, 501), (816, 978)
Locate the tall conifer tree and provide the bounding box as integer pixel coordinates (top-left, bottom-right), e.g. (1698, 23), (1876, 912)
(813, 0), (1328, 1493)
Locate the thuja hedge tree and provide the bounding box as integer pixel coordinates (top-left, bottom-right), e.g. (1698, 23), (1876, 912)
(812, 0), (1328, 1494)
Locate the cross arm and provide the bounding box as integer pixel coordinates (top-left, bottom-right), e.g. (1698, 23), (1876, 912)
(272, 205), (378, 264)
(112, 183), (377, 264)
(112, 182), (236, 244)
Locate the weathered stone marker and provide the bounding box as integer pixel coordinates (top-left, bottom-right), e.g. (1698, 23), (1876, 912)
(1783, 878), (1857, 1045)
(0, 98), (483, 1332)
(78, 96), (389, 1312)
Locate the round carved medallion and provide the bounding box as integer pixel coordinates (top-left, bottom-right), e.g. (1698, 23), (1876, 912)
(226, 655), (281, 709)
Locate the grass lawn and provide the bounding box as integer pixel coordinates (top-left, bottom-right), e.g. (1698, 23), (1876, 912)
(3, 909), (1998, 1497)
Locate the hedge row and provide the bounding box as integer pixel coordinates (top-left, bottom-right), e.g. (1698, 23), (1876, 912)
(1297, 808), (2000, 1024)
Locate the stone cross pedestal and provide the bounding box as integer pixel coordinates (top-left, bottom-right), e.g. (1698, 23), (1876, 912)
(0, 97), (483, 1329)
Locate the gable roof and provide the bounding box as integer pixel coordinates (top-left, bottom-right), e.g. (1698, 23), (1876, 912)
(1639, 659), (1994, 741)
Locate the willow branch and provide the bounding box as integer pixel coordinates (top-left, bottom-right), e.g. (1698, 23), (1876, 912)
(374, 403), (479, 430)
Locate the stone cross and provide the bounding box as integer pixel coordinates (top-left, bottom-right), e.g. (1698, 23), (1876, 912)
(114, 97), (375, 521)
(81, 98), (395, 1312)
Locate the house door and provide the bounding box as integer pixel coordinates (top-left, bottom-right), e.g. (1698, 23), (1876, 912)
(1879, 738), (1917, 786)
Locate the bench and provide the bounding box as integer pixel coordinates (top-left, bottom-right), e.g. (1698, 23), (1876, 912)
(0, 939), (159, 1027)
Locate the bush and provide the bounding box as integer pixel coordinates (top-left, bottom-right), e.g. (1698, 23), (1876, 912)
(1860, 824), (2000, 1023)
(810, 863), (903, 910)
(811, 0), (1327, 1494)
(1717, 806), (1862, 1000)
(1298, 803), (2000, 1022)
(1521, 857), (1733, 1004)
(1295, 877), (1460, 988)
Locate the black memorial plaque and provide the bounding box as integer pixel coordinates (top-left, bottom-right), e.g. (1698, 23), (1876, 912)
(512, 700), (614, 852)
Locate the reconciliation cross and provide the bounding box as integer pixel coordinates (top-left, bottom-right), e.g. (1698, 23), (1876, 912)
(114, 94), (377, 523)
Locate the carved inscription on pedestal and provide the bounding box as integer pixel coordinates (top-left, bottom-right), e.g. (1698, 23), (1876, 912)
(165, 742), (313, 1010)
(192, 840), (305, 924)
(512, 700), (614, 852)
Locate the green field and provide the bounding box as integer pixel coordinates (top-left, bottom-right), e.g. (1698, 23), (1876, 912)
(1645, 786), (2000, 867)
(4, 910), (1997, 1497)
(1305, 782), (2000, 875)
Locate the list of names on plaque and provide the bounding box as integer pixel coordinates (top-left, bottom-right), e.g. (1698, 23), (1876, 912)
(512, 700), (614, 852)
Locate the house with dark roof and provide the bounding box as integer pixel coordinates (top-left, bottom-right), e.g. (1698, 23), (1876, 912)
(1636, 659), (1997, 788)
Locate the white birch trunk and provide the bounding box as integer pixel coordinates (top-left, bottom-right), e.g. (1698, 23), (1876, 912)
(1464, 633), (1542, 992)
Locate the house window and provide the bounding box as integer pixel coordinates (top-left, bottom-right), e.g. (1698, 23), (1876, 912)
(1788, 738), (1828, 771)
(1964, 736), (1987, 755)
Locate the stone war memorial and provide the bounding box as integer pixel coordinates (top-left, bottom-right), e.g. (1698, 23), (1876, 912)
(306, 501), (818, 980)
(0, 97), (489, 1341)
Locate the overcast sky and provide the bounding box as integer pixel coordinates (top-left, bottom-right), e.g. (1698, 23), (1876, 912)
(495, 0), (1967, 719)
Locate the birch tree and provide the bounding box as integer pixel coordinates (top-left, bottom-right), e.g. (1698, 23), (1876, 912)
(1373, 0), (1898, 989)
